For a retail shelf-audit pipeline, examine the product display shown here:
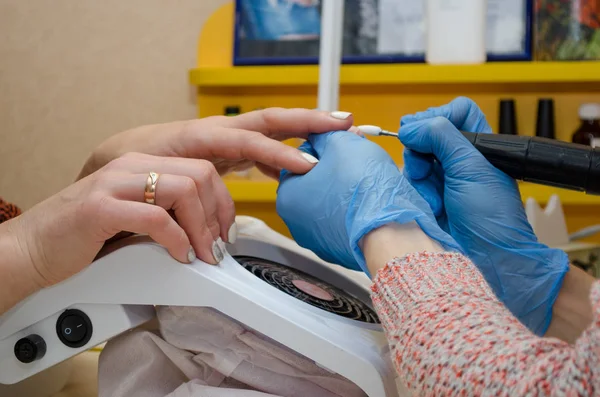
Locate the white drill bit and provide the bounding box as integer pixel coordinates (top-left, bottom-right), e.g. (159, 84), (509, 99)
(357, 125), (398, 137)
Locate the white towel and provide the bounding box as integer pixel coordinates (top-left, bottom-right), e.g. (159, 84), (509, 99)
(98, 307), (366, 397)
(98, 216), (369, 397)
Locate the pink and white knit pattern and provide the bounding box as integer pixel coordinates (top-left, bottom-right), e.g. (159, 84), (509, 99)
(370, 252), (600, 396)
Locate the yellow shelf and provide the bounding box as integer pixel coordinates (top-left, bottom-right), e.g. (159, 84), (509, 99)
(225, 180), (278, 203)
(520, 183), (600, 205)
(226, 180), (600, 205)
(190, 61), (600, 87)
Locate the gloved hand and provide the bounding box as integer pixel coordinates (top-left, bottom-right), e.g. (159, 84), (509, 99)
(276, 131), (461, 274)
(399, 97), (569, 335)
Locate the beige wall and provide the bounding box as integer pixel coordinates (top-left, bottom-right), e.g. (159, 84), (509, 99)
(0, 0), (229, 209)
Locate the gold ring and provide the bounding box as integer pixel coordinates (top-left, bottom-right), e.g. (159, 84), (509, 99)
(144, 172), (160, 204)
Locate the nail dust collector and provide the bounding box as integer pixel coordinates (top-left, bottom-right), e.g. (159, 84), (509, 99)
(0, 217), (402, 396)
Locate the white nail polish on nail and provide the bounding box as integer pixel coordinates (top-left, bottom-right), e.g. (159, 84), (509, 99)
(227, 222), (238, 244)
(330, 111), (352, 120)
(212, 240), (224, 263)
(301, 152), (319, 164)
(188, 246), (196, 263)
(218, 237), (228, 259)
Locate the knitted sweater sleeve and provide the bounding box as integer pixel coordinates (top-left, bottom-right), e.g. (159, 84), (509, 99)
(370, 252), (600, 396)
(0, 197), (21, 224)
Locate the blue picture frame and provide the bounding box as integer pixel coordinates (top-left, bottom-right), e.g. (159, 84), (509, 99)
(233, 0), (533, 66)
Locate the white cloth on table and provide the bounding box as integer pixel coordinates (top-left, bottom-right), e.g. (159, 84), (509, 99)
(98, 216), (369, 397)
(98, 305), (366, 397)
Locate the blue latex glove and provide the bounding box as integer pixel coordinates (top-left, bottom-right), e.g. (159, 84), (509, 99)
(277, 131), (462, 274)
(399, 97), (569, 335)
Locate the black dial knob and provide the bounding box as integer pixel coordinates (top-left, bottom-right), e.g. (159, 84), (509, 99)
(14, 334), (46, 363)
(56, 309), (93, 348)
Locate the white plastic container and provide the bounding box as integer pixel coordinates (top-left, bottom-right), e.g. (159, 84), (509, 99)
(425, 0), (487, 65)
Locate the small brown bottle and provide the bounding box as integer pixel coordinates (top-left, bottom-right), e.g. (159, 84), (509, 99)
(572, 104), (600, 147)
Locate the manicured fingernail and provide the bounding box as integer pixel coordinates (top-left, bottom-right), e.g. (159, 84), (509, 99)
(212, 238), (226, 263)
(227, 222), (238, 244)
(218, 237), (228, 258)
(330, 111), (352, 120)
(348, 126), (365, 137)
(301, 152), (319, 164)
(188, 246), (196, 263)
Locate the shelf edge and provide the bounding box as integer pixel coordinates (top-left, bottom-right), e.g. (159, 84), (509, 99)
(225, 180), (600, 205)
(190, 62), (600, 87)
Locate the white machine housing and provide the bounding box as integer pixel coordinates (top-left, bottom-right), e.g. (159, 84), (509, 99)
(0, 217), (400, 397)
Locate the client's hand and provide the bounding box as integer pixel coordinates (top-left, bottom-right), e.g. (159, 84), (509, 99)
(79, 108), (353, 180)
(399, 97), (569, 335)
(276, 131), (461, 273)
(7, 152), (234, 290)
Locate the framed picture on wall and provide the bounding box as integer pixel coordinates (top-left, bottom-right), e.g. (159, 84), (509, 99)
(233, 0), (533, 65)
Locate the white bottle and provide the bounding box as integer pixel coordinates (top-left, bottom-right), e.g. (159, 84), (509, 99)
(425, 0), (487, 65)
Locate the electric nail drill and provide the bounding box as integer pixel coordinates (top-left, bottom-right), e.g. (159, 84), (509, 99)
(358, 125), (600, 196)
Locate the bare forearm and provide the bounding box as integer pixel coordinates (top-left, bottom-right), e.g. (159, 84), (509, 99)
(545, 264), (594, 343)
(362, 224), (599, 394)
(362, 223), (595, 344)
(361, 222), (444, 275)
(0, 220), (43, 315)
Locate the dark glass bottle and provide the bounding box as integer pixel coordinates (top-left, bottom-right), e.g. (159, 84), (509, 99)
(499, 99), (518, 135)
(572, 104), (600, 147)
(536, 98), (555, 139)
(224, 106), (240, 116)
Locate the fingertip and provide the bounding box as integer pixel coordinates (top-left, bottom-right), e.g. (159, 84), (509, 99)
(329, 111), (353, 121)
(283, 143), (319, 175)
(275, 154), (316, 180)
(211, 238), (226, 264)
(227, 222), (238, 244)
(451, 96), (476, 109)
(194, 244), (218, 265)
(348, 125), (365, 137)
(300, 152), (319, 165)
(278, 154), (319, 177)
(168, 239), (194, 264)
(403, 109), (436, 126)
(415, 109), (434, 120)
(159, 215), (194, 264)
(275, 159), (314, 178)
(303, 110), (354, 135)
(398, 118), (428, 144)
(187, 246), (196, 263)
(447, 96), (493, 133)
